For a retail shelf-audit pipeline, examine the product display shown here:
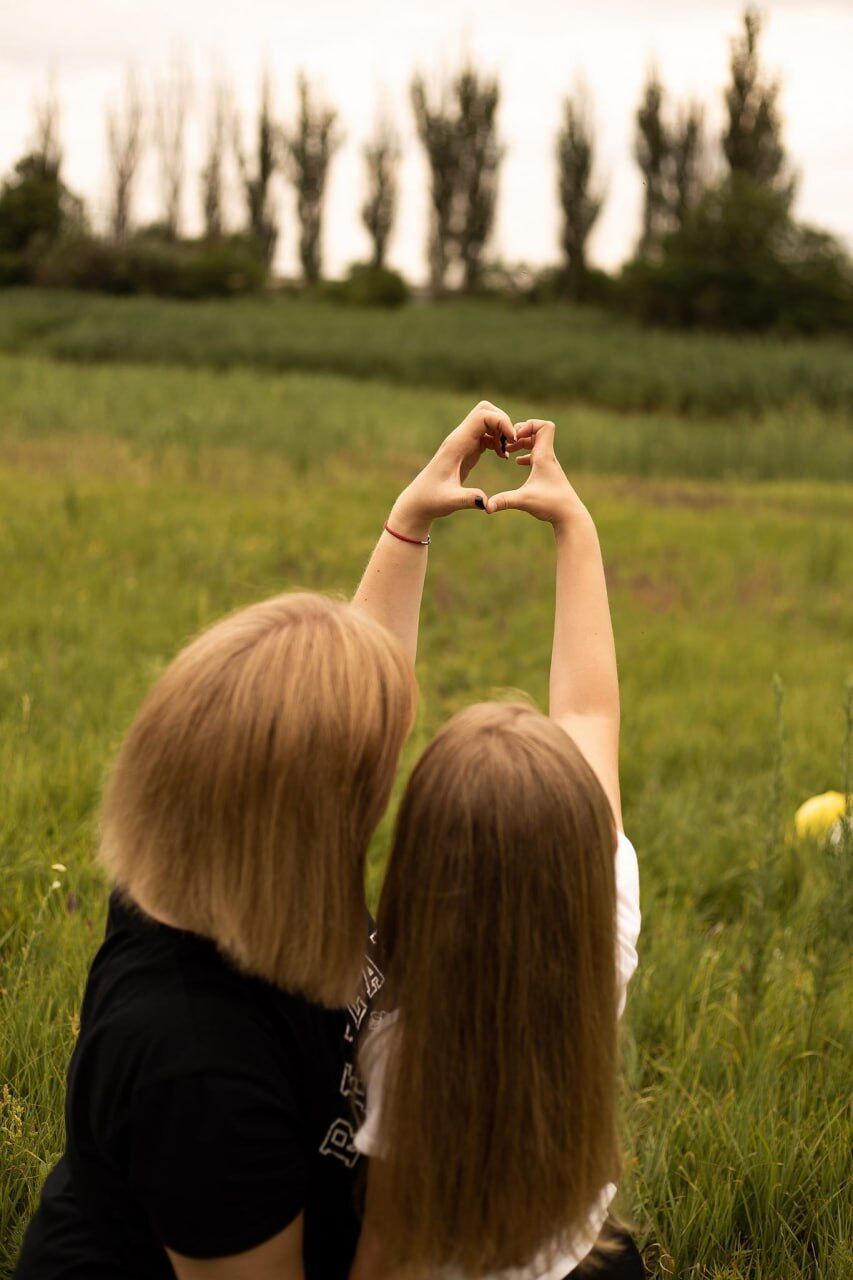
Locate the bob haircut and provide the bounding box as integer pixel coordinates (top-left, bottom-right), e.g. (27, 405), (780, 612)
(100, 592), (416, 1008)
(369, 701), (619, 1274)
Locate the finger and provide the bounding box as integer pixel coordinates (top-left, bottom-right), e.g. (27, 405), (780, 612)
(515, 419), (556, 443)
(485, 487), (527, 514)
(482, 429), (512, 459)
(515, 453), (533, 466)
(474, 402), (516, 443)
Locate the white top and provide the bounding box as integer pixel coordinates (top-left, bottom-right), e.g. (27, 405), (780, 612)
(354, 831), (641, 1280)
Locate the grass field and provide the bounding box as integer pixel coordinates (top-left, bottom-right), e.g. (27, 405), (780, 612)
(2, 288), (853, 418)
(1, 300), (851, 1279)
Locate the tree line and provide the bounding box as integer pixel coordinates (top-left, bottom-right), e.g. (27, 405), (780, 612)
(1, 7), (850, 331)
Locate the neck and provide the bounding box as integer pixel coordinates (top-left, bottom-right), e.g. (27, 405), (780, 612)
(126, 887), (187, 932)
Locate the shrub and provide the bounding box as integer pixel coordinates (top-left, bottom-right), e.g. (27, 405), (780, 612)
(622, 177), (853, 334)
(33, 234), (266, 299)
(325, 263), (410, 308)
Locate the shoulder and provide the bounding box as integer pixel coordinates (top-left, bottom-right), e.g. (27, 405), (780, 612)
(128, 1069), (308, 1259)
(73, 908), (308, 1131)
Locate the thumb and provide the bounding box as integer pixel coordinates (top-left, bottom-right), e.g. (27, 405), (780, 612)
(455, 487), (488, 512)
(485, 488), (526, 515)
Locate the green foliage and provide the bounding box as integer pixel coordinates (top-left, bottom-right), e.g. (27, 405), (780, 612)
(556, 90), (603, 300)
(361, 119), (399, 271)
(411, 66), (503, 294)
(623, 177), (853, 334)
(0, 290), (851, 418)
(0, 154), (86, 283)
(635, 69), (671, 254)
(0, 350), (851, 1278)
(324, 263), (410, 308)
(285, 74), (341, 285)
(723, 7), (792, 200)
(32, 234), (265, 299)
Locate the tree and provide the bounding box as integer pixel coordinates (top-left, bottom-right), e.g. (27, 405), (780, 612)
(361, 115), (399, 270)
(723, 7), (792, 201)
(201, 79), (229, 241)
(233, 71), (279, 270)
(669, 101), (705, 232)
(556, 88), (604, 300)
(153, 59), (190, 239)
(634, 68), (670, 254)
(411, 66), (503, 294)
(105, 70), (143, 241)
(0, 85), (85, 275)
(285, 74), (341, 285)
(411, 76), (461, 294)
(453, 68), (502, 293)
(623, 179), (852, 334)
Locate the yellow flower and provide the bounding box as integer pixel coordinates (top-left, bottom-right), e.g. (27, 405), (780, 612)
(794, 791), (847, 839)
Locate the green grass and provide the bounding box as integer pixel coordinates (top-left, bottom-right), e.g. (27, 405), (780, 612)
(1, 288), (852, 417)
(1, 353), (851, 484)
(1, 347), (851, 1279)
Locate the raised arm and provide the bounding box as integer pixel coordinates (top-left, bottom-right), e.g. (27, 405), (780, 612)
(486, 420), (621, 826)
(353, 402), (515, 664)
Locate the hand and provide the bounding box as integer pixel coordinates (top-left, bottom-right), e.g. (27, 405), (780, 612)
(485, 419), (587, 529)
(389, 401), (516, 539)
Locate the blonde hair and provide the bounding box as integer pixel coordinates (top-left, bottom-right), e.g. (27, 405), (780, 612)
(370, 702), (619, 1274)
(100, 593), (416, 1007)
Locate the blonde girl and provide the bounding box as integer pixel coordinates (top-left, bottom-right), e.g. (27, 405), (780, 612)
(14, 402), (517, 1280)
(352, 420), (643, 1280)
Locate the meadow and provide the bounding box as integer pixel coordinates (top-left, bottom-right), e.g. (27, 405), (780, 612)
(0, 296), (851, 1279)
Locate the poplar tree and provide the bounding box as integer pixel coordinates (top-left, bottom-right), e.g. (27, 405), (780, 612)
(723, 6), (792, 200)
(411, 76), (460, 294)
(153, 59), (190, 239)
(201, 79), (229, 241)
(411, 66), (503, 294)
(669, 102), (705, 232)
(106, 71), (143, 241)
(453, 67), (502, 293)
(634, 68), (670, 253)
(286, 74), (341, 284)
(556, 89), (603, 300)
(361, 116), (399, 270)
(233, 71), (279, 270)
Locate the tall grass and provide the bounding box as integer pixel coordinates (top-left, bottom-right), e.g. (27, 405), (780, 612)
(1, 354), (851, 1277)
(1, 354), (851, 483)
(1, 289), (851, 416)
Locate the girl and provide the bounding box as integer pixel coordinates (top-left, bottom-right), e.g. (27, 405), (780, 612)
(351, 420), (643, 1280)
(13, 401), (516, 1280)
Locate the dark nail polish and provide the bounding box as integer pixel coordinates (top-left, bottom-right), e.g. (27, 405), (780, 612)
(500, 433), (507, 455)
(474, 497), (485, 510)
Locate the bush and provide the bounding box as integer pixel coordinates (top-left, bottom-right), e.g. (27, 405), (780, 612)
(324, 263), (410, 307)
(622, 177), (853, 334)
(33, 234), (266, 299)
(0, 153), (87, 285)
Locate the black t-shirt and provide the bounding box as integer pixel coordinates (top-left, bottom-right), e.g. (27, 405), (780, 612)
(15, 893), (385, 1279)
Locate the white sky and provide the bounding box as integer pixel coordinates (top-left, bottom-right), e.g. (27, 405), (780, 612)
(1, 0), (851, 281)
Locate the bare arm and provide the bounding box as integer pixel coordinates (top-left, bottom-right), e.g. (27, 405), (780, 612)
(167, 1213), (304, 1280)
(349, 1169), (429, 1280)
(487, 420), (621, 826)
(353, 402), (515, 663)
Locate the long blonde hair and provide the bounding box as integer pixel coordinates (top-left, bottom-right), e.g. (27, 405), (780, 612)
(100, 593), (416, 1007)
(370, 702), (619, 1274)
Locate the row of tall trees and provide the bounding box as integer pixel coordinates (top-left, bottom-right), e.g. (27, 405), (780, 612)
(1, 8), (849, 328)
(99, 65), (342, 282)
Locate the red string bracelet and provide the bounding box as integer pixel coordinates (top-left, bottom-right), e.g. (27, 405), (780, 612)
(384, 521), (431, 547)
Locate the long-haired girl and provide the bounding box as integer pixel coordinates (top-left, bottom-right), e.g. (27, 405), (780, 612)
(352, 420), (643, 1280)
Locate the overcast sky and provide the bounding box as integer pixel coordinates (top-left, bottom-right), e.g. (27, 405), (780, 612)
(1, 1), (850, 280)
